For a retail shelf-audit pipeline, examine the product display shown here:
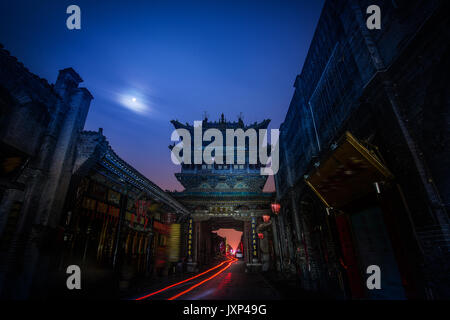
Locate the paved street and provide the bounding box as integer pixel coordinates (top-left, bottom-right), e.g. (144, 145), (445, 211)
(133, 259), (282, 300)
(179, 261), (281, 300)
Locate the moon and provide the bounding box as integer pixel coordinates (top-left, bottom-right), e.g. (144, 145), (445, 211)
(117, 92), (150, 115)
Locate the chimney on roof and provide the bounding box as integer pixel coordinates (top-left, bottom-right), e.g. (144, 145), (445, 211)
(55, 68), (83, 98)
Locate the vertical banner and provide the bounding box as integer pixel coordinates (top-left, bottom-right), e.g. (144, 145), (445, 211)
(188, 218), (193, 258)
(168, 223), (181, 262)
(135, 200), (151, 223)
(251, 217), (257, 258)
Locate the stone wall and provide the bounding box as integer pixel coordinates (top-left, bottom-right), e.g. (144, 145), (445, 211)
(0, 45), (93, 299)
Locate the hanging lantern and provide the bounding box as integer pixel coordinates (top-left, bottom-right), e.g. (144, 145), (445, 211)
(257, 232), (264, 239)
(262, 214), (271, 223)
(271, 203), (281, 215)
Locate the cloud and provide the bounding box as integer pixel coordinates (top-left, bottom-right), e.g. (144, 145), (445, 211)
(117, 92), (151, 115)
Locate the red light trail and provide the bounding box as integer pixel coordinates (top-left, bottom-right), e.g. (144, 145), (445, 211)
(167, 257), (237, 300)
(135, 257), (237, 300)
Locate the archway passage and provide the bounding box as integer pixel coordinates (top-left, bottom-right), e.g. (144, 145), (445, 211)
(210, 217), (244, 256)
(212, 228), (243, 252)
(194, 218), (246, 265)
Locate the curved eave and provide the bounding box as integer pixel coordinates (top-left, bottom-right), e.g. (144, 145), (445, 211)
(172, 191), (275, 198)
(101, 147), (190, 216)
(170, 119), (271, 131)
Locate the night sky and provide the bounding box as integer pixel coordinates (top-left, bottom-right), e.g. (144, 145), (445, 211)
(0, 0), (324, 192)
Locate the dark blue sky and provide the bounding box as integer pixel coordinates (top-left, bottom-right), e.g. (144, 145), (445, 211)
(0, 0), (324, 192)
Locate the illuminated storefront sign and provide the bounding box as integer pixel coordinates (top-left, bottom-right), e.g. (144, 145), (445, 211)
(168, 224), (181, 262)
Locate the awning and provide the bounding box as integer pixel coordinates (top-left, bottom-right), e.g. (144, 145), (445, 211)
(305, 132), (393, 208)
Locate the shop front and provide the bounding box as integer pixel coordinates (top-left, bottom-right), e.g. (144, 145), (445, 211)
(305, 132), (408, 299)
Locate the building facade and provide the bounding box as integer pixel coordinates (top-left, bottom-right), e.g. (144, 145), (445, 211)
(57, 129), (190, 297)
(0, 44), (94, 298)
(274, 0), (449, 299)
(0, 45), (189, 299)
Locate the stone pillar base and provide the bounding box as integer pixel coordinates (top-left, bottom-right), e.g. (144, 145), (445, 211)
(245, 262), (262, 273)
(187, 262), (198, 273)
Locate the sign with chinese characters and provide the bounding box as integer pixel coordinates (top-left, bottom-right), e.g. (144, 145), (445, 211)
(188, 218), (193, 257)
(107, 190), (120, 206)
(251, 217), (257, 257)
(135, 200), (151, 220)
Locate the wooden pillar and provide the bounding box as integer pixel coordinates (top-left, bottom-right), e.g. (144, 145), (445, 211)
(271, 218), (283, 271)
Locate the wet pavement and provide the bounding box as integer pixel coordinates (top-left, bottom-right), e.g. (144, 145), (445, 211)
(179, 260), (281, 300)
(131, 259), (282, 300)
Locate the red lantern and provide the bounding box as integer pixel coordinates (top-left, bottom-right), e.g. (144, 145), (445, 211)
(258, 233), (264, 239)
(271, 203), (281, 215)
(262, 214), (271, 223)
